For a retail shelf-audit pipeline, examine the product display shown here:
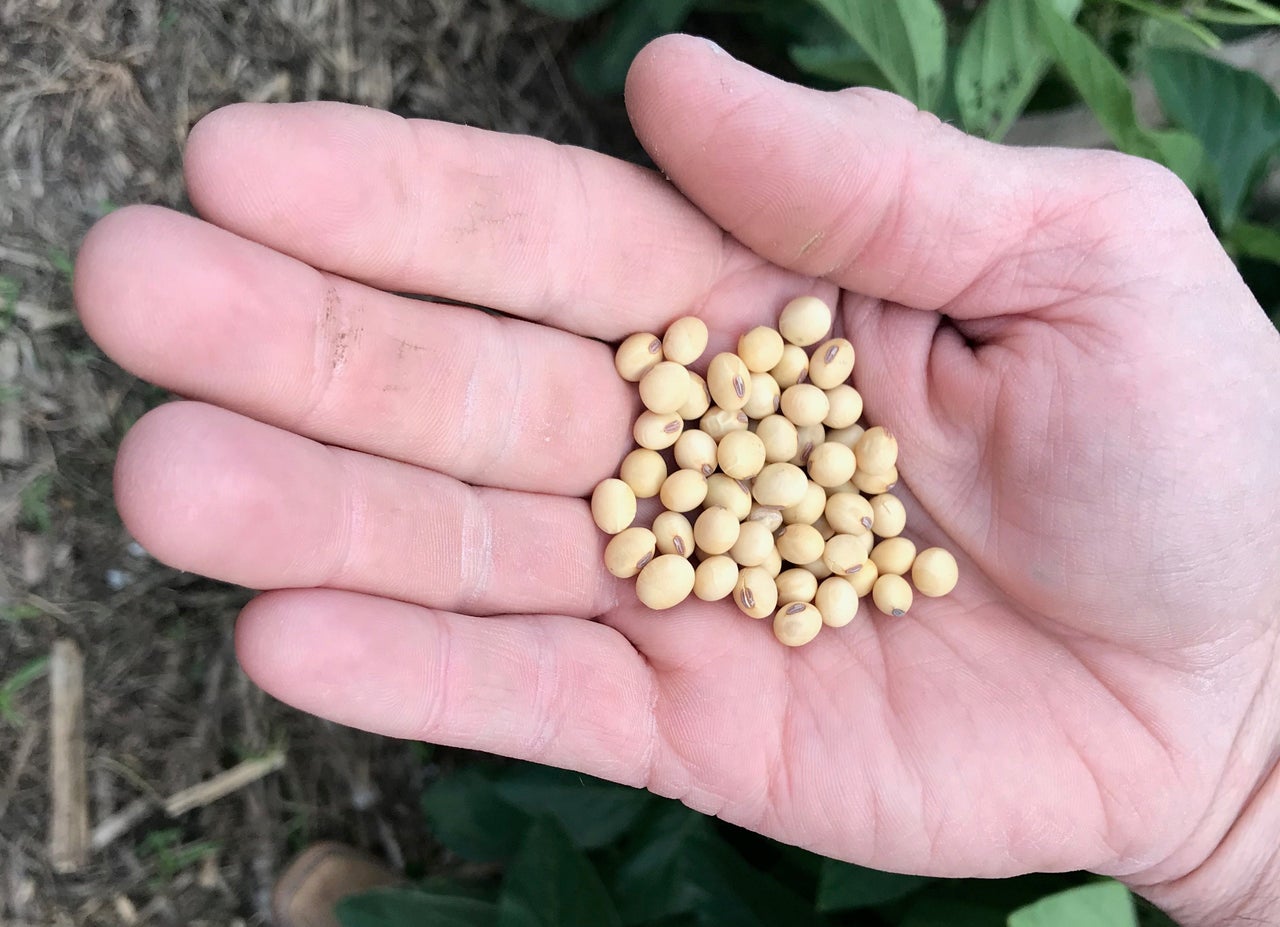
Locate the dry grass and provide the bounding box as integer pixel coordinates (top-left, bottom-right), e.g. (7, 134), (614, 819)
(0, 0), (628, 922)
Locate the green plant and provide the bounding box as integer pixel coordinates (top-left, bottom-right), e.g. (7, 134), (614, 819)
(19, 473), (55, 534)
(137, 828), (221, 885)
(339, 759), (1179, 927)
(0, 656), (50, 725)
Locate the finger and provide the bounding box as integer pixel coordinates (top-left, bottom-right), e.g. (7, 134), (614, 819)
(75, 206), (634, 495)
(182, 101), (726, 339)
(236, 588), (656, 780)
(116, 401), (618, 618)
(626, 35), (1211, 317)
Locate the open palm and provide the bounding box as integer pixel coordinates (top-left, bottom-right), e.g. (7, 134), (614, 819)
(76, 36), (1279, 912)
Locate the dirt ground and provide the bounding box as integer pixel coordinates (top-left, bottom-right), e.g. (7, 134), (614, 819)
(0, 1), (632, 923)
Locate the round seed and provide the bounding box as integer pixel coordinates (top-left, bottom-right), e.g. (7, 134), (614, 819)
(808, 442), (857, 488)
(756, 414), (799, 464)
(677, 371), (712, 421)
(674, 430), (718, 477)
(808, 338), (855, 389)
(870, 537), (917, 576)
(700, 406), (750, 441)
(775, 524), (825, 566)
(778, 295), (833, 347)
(615, 332), (663, 382)
(855, 426), (899, 474)
(604, 527), (657, 579)
(823, 386), (863, 429)
(912, 547), (959, 597)
(662, 316), (709, 365)
(760, 545), (783, 578)
(849, 558), (878, 596)
(705, 474), (753, 520)
(852, 467), (898, 495)
(639, 361), (692, 415)
(660, 469), (709, 513)
(737, 326), (786, 373)
(804, 558), (833, 580)
(773, 602), (823, 647)
(694, 555), (739, 602)
(707, 353), (753, 411)
(634, 411), (683, 450)
(812, 514), (836, 541)
(769, 343), (810, 388)
(782, 480), (826, 526)
(775, 568), (818, 605)
(636, 554), (696, 610)
(752, 463), (809, 507)
(815, 577), (860, 628)
(780, 384), (830, 428)
(653, 511), (694, 558)
(825, 423), (866, 447)
(694, 506), (741, 556)
(730, 519), (775, 567)
(825, 492), (874, 536)
(869, 493), (907, 538)
(619, 448), (667, 499)
(742, 372), (782, 419)
(872, 573), (913, 617)
(822, 534), (868, 577)
(734, 567), (778, 619)
(790, 424), (826, 467)
(591, 479), (636, 535)
(717, 430), (767, 481)
(746, 503), (785, 534)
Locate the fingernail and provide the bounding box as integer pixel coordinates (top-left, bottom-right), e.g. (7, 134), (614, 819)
(700, 37), (729, 57)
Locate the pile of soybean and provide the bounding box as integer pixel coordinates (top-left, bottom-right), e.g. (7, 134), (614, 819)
(591, 296), (958, 648)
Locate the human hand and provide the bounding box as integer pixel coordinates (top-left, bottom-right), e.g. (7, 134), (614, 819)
(75, 36), (1280, 926)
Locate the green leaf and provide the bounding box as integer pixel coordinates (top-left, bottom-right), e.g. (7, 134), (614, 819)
(571, 0), (695, 96)
(337, 889), (500, 927)
(492, 764), (654, 850)
(420, 769), (532, 862)
(1228, 221), (1280, 264)
(1149, 128), (1206, 193)
(805, 0), (948, 109)
(816, 858), (931, 910)
(521, 0), (617, 20)
(1008, 880), (1138, 927)
(0, 656), (50, 725)
(901, 898), (1009, 927)
(788, 39), (890, 89)
(954, 0), (1082, 140)
(498, 818), (622, 927)
(1146, 46), (1280, 228)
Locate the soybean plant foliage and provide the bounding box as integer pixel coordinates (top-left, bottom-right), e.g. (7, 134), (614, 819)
(338, 759), (1180, 927)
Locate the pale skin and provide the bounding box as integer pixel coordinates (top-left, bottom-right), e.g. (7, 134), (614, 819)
(74, 36), (1280, 926)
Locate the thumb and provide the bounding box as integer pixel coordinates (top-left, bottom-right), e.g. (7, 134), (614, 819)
(625, 35), (1209, 318)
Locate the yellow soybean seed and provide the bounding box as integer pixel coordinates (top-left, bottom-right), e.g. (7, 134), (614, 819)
(823, 386), (863, 430)
(591, 478), (636, 535)
(869, 493), (907, 538)
(756, 414), (799, 463)
(717, 430), (767, 481)
(825, 491), (874, 536)
(760, 545), (783, 578)
(738, 326), (786, 373)
(615, 332), (663, 382)
(653, 511), (695, 558)
(872, 573), (913, 617)
(662, 316), (709, 366)
(705, 474), (753, 520)
(674, 430), (718, 477)
(634, 410), (683, 450)
(707, 353), (752, 411)
(770, 343), (810, 388)
(636, 554), (696, 610)
(852, 466), (898, 495)
(825, 423), (865, 447)
(812, 514), (835, 540)
(815, 577), (859, 628)
(782, 480), (826, 526)
(619, 448), (667, 499)
(773, 602), (823, 647)
(849, 558), (878, 596)
(743, 372), (782, 419)
(746, 504), (785, 534)
(604, 527), (657, 579)
(693, 506), (741, 556)
(804, 558), (833, 580)
(639, 361), (692, 415)
(822, 534), (869, 577)
(870, 537), (916, 576)
(855, 426), (899, 474)
(778, 295), (833, 347)
(694, 555), (739, 601)
(700, 406), (750, 440)
(775, 568), (818, 605)
(752, 463), (809, 507)
(730, 519), (775, 567)
(790, 424), (827, 468)
(678, 371), (712, 421)
(808, 338), (855, 389)
(807, 442), (857, 488)
(734, 567), (778, 619)
(780, 384), (830, 428)
(775, 523), (825, 566)
(912, 547), (959, 597)
(659, 469), (708, 513)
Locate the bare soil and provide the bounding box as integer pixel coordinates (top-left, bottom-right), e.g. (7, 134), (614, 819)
(0, 1), (630, 923)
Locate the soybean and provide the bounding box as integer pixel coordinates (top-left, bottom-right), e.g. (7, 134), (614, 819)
(775, 568), (818, 605)
(674, 430), (718, 476)
(639, 361), (692, 415)
(823, 386), (863, 430)
(663, 316), (708, 365)
(869, 493), (907, 538)
(694, 506), (741, 556)
(660, 469), (709, 513)
(773, 602), (823, 647)
(734, 567), (778, 619)
(870, 537), (916, 576)
(738, 325), (785, 373)
(619, 448), (667, 499)
(782, 481), (826, 526)
(770, 343), (809, 388)
(653, 511), (695, 558)
(700, 406), (750, 440)
(822, 534), (868, 577)
(707, 353), (752, 412)
(825, 487), (874, 535)
(756, 414), (799, 464)
(778, 296), (833, 347)
(678, 371), (712, 421)
(780, 384), (830, 428)
(912, 548), (959, 597)
(636, 554), (696, 610)
(705, 474), (753, 520)
(694, 555), (740, 601)
(615, 332), (663, 382)
(808, 338), (855, 389)
(872, 573), (913, 617)
(855, 426), (899, 475)
(815, 577), (859, 628)
(791, 424), (827, 467)
(752, 463), (809, 507)
(591, 478), (636, 535)
(808, 442), (857, 488)
(848, 558), (878, 596)
(604, 527), (657, 579)
(852, 466), (898, 495)
(776, 524), (825, 565)
(743, 372), (782, 419)
(717, 430), (767, 481)
(730, 519), (776, 567)
(634, 410), (683, 450)
(825, 423), (865, 448)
